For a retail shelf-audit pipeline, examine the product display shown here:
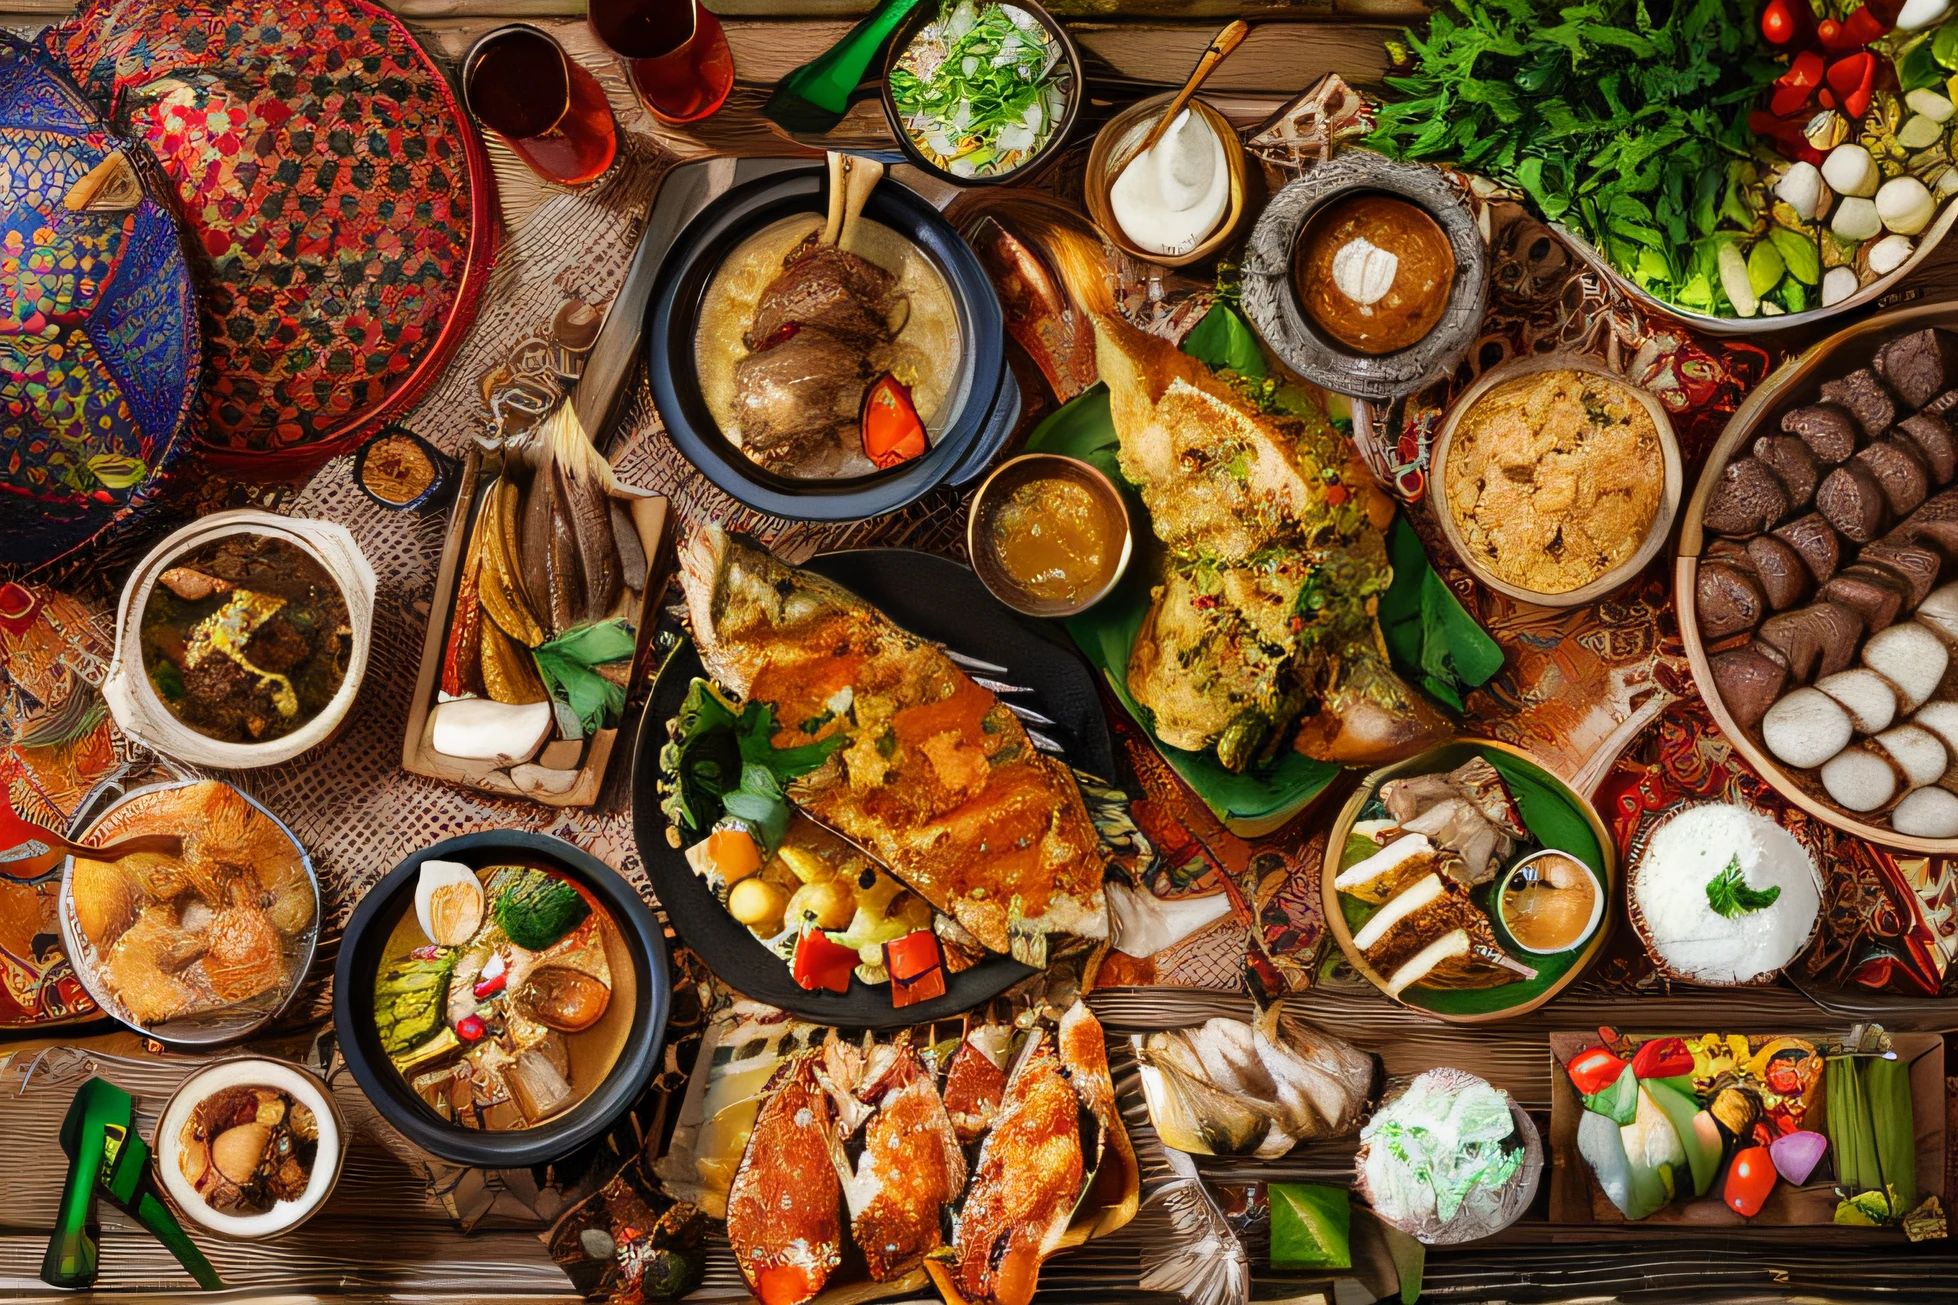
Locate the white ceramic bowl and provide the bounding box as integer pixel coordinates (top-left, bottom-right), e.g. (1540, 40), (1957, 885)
(103, 509), (374, 768)
(154, 1058), (344, 1239)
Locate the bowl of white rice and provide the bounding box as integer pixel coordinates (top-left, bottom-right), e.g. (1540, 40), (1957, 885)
(1626, 801), (1824, 987)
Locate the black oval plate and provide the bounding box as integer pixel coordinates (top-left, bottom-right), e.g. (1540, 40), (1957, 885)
(333, 830), (670, 1169)
(631, 548), (1112, 1027)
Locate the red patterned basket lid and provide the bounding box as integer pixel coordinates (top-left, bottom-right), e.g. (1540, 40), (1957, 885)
(41, 0), (497, 474)
(0, 32), (198, 576)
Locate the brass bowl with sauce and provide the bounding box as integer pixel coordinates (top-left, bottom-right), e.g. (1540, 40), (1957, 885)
(1083, 92), (1251, 269)
(967, 453), (1134, 618)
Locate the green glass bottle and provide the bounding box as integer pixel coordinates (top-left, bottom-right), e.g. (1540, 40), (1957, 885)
(763, 0), (926, 133)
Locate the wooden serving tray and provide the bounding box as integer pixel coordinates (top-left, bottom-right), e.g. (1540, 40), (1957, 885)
(1547, 1031), (1946, 1228)
(399, 445), (671, 808)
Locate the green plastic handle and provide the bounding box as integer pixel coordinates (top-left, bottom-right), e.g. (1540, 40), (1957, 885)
(133, 1191), (224, 1291)
(773, 0), (925, 116)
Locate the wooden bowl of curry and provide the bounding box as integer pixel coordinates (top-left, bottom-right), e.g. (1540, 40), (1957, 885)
(967, 453), (1133, 618)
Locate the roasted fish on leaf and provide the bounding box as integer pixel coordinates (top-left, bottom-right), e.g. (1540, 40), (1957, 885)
(726, 1054), (846, 1305)
(1030, 219), (1448, 771)
(680, 525), (1107, 962)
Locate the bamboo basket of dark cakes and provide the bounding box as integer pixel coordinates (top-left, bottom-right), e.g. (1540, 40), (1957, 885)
(1681, 302), (1958, 852)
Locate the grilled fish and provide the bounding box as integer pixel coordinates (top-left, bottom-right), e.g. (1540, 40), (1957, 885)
(725, 1054), (845, 1305)
(840, 1041), (966, 1281)
(938, 1031), (1084, 1305)
(1025, 218), (1450, 771)
(680, 525), (1107, 961)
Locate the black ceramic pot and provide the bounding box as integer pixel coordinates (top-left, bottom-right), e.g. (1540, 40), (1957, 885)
(333, 831), (669, 1168)
(645, 164), (1018, 522)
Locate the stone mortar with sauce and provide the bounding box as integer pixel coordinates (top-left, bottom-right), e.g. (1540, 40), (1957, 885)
(968, 453), (1132, 617)
(1295, 192), (1455, 355)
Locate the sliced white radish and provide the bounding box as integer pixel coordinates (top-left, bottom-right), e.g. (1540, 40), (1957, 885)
(1916, 583), (1958, 645)
(1893, 785), (1958, 837)
(1876, 723), (1950, 789)
(1868, 233), (1914, 276)
(1914, 700), (1958, 756)
(1385, 928), (1471, 996)
(1354, 873), (1444, 952)
(1865, 623), (1951, 710)
(1821, 747), (1901, 811)
(1762, 688), (1856, 769)
(1817, 667), (1901, 733)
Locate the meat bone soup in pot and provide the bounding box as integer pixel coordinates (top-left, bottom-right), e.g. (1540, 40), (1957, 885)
(694, 213), (962, 480)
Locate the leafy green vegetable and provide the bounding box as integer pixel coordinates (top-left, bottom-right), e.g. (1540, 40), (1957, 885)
(1372, 0), (1779, 315)
(1581, 1061), (1640, 1126)
(533, 618), (636, 734)
(1378, 514), (1504, 712)
(1705, 853), (1782, 918)
(1767, 226), (1820, 286)
(888, 0), (1068, 179)
(1181, 302), (1268, 380)
(488, 865), (590, 951)
(374, 949), (457, 1058)
(657, 673), (850, 849)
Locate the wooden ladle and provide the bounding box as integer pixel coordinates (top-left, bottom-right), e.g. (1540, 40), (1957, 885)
(1135, 20), (1249, 158)
(1, 823), (183, 879)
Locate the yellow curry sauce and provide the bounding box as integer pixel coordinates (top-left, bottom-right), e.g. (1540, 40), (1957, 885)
(1295, 194), (1455, 355)
(986, 478), (1120, 606)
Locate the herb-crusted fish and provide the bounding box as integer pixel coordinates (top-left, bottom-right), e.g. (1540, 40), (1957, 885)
(679, 525), (1107, 961)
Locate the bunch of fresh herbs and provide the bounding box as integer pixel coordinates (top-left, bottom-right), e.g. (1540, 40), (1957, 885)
(1370, 0), (1781, 314)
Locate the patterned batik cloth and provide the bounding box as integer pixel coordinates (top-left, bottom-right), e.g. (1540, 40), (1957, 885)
(40, 0), (494, 474)
(0, 33), (197, 576)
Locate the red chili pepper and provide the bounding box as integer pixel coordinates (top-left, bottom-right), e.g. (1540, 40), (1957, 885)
(456, 1014), (486, 1042)
(1750, 109), (1827, 164)
(1567, 1046), (1628, 1097)
(1840, 5), (1890, 46)
(883, 929), (942, 983)
(1724, 1145), (1777, 1218)
(1826, 51), (1878, 120)
(1630, 1037), (1695, 1081)
(791, 929), (858, 994)
(1817, 15), (1843, 45)
(1770, 81), (1816, 117)
(860, 373), (929, 470)
(1779, 47), (1825, 89)
(890, 965), (946, 1008)
(473, 972), (506, 1000)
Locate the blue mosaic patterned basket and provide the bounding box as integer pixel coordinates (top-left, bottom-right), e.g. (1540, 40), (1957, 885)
(0, 32), (197, 576)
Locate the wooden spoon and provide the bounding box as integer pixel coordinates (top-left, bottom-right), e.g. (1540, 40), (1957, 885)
(1, 825), (184, 879)
(1134, 20), (1249, 159)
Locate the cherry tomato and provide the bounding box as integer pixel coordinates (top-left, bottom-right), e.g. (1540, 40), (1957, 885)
(1725, 1145), (1777, 1218)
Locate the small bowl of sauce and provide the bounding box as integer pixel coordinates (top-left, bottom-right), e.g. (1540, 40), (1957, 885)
(1295, 193), (1455, 356)
(967, 453), (1133, 618)
(1495, 849), (1605, 955)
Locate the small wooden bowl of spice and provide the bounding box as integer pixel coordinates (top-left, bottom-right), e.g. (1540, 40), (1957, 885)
(967, 453), (1133, 618)
(355, 426), (448, 510)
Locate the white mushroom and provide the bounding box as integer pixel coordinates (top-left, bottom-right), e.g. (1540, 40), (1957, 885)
(1776, 162), (1825, 222)
(1823, 265), (1862, 307)
(1893, 786), (1958, 837)
(1833, 196), (1884, 241)
(1821, 746), (1901, 811)
(1913, 700), (1958, 755)
(1817, 667), (1902, 733)
(1864, 622), (1951, 710)
(1876, 176), (1936, 236)
(1868, 233), (1914, 277)
(1762, 687), (1856, 769)
(1823, 144), (1881, 198)
(1875, 723), (1950, 789)
(1898, 114), (1946, 151)
(1907, 87), (1957, 122)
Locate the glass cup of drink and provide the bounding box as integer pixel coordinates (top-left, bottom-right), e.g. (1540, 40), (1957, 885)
(462, 24), (619, 187)
(589, 0), (735, 125)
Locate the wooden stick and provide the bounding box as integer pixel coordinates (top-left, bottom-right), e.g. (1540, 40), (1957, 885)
(1134, 19), (1249, 158)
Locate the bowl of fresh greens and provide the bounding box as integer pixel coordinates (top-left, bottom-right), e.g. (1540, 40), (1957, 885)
(1370, 0), (1958, 333)
(882, 0), (1081, 186)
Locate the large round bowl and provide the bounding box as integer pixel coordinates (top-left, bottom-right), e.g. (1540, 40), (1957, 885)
(1430, 352), (1684, 609)
(59, 779), (321, 1048)
(645, 164), (1019, 522)
(333, 831), (669, 1168)
(1677, 299), (1958, 854)
(1241, 149), (1488, 403)
(1321, 739), (1617, 1024)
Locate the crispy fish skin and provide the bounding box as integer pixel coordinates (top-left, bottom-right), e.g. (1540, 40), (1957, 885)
(941, 1026), (1010, 1145)
(726, 1055), (845, 1305)
(944, 1033), (1084, 1305)
(679, 525), (1107, 958)
(844, 1043), (967, 1281)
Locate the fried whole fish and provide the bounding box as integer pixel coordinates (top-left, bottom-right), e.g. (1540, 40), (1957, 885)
(840, 1041), (967, 1281)
(937, 1030), (1084, 1305)
(680, 525), (1107, 962)
(725, 1054), (845, 1305)
(1026, 218), (1450, 771)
